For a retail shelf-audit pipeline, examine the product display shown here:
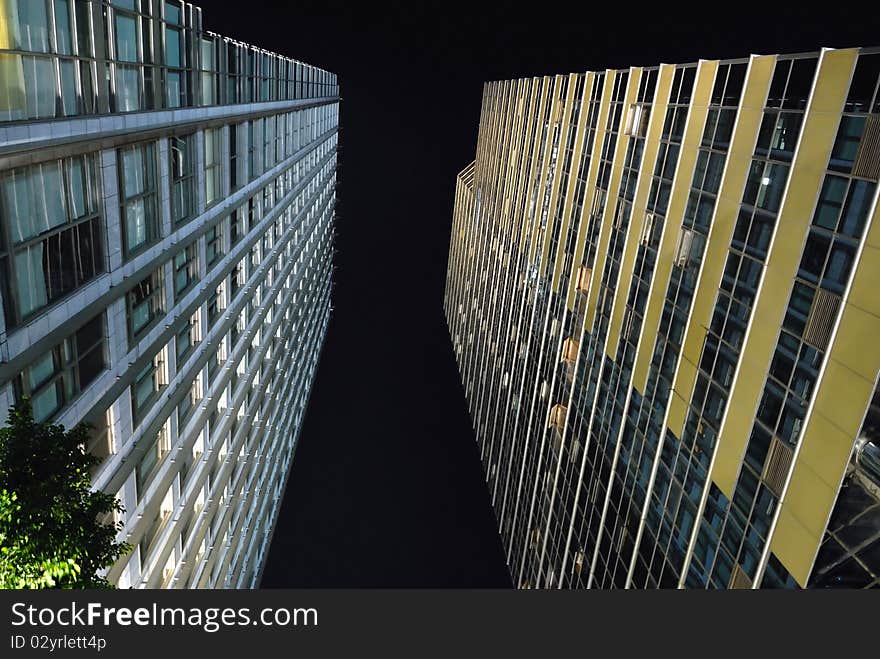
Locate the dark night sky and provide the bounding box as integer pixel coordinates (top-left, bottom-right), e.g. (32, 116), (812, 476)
(202, 2), (880, 587)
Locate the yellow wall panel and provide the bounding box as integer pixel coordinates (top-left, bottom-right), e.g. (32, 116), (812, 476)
(633, 60), (718, 391)
(830, 303), (880, 383)
(670, 353), (698, 436)
(812, 358), (873, 438)
(770, 507), (820, 586)
(783, 459), (837, 538)
(586, 68), (642, 330)
(711, 50), (857, 499)
(666, 390), (689, 438)
(567, 72), (602, 311)
(848, 244), (880, 315)
(606, 66), (672, 359)
(553, 74), (589, 293)
(795, 410), (858, 490)
(763, 47), (861, 586)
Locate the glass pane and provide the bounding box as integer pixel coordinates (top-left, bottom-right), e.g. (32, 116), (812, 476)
(54, 0), (73, 54)
(32, 381), (61, 422)
(768, 112), (802, 159)
(75, 0), (91, 55)
(798, 233), (829, 283)
(0, 53), (27, 121)
(115, 64), (140, 111)
(115, 14), (138, 62)
(132, 298), (150, 335)
(830, 116), (866, 172)
(822, 240), (856, 293)
(67, 156), (87, 219)
(3, 170), (35, 243)
(23, 55), (56, 119)
(165, 26), (180, 67)
(166, 70), (181, 107)
(27, 351), (56, 389)
(126, 198), (147, 250)
(838, 180), (876, 238)
(200, 38), (214, 70)
(15, 246), (49, 316)
(165, 2), (181, 24)
(122, 146), (145, 197)
(12, 0), (50, 52)
(59, 58), (77, 116)
(201, 71), (215, 105)
(35, 162), (67, 233)
(812, 175), (847, 230)
(78, 343), (105, 389)
(755, 163), (787, 213)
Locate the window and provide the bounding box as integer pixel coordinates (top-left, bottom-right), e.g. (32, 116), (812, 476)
(175, 309), (201, 363)
(118, 142), (159, 257)
(231, 257), (246, 298)
(112, 4), (146, 111)
(0, 1), (97, 121)
(0, 154), (104, 325)
(199, 37), (216, 105)
(173, 241), (198, 299)
(675, 228), (694, 267)
(230, 207), (245, 246)
(247, 119), (263, 181)
(131, 348), (167, 424)
(755, 111), (803, 161)
(229, 123), (244, 191)
(14, 313), (107, 422)
(207, 282), (225, 326)
(204, 127), (223, 207)
(625, 103), (649, 137)
(163, 1), (187, 107)
(86, 409), (114, 476)
(170, 134), (195, 224)
(247, 194), (260, 230)
(262, 183), (275, 215)
(829, 116), (866, 173)
(743, 161), (788, 214)
(177, 372), (203, 428)
(127, 268), (165, 341)
(136, 420), (171, 497)
(206, 223), (224, 266)
(139, 479), (174, 561)
(263, 115), (275, 171)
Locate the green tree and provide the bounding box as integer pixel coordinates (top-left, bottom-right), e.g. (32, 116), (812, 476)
(0, 401), (130, 589)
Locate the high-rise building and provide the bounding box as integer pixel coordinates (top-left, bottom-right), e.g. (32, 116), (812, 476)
(0, 0), (338, 588)
(444, 47), (880, 589)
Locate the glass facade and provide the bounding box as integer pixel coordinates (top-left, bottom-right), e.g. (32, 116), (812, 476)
(446, 47), (880, 589)
(0, 1), (338, 589)
(0, 0), (337, 123)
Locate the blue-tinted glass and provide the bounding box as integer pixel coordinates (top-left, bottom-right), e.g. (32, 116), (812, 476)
(822, 239), (856, 293)
(838, 180), (875, 238)
(813, 175), (848, 230)
(713, 109), (736, 149)
(829, 116), (866, 172)
(798, 232), (829, 283)
(755, 163), (788, 213)
(115, 15), (138, 62)
(757, 381), (784, 429)
(14, 0), (50, 52)
(54, 0), (72, 55)
(744, 424), (773, 472)
(778, 393), (806, 444)
(165, 27), (181, 67)
(165, 2), (181, 24)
